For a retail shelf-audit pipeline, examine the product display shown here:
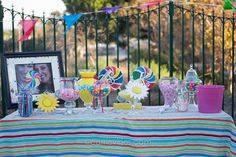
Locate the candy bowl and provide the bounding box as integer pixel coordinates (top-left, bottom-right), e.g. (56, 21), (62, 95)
(56, 77), (79, 115)
(158, 77), (179, 113)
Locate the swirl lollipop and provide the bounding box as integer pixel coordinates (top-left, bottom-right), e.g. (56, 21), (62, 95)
(98, 66), (124, 90)
(132, 66), (156, 89)
(91, 80), (111, 112)
(18, 70), (41, 92)
(25, 70), (41, 88)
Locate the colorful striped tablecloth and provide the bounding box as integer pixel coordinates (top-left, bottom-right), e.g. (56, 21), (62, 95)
(1, 106), (236, 157)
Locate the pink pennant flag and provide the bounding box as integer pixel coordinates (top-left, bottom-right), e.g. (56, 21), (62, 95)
(138, 0), (165, 10)
(19, 19), (38, 42)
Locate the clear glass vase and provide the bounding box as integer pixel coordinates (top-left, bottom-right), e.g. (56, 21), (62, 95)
(159, 77), (179, 113)
(91, 80), (111, 113)
(56, 77), (79, 115)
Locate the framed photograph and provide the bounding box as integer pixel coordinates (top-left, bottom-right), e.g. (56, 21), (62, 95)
(2, 51), (64, 109)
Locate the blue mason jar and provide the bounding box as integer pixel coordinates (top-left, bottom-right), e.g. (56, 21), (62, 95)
(17, 90), (33, 117)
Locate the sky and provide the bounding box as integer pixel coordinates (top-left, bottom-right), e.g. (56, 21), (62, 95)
(2, 0), (66, 29)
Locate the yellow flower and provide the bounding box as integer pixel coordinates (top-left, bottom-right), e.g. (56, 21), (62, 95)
(36, 93), (59, 112)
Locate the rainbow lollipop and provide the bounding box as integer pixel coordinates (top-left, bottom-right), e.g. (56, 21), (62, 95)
(132, 66), (156, 88)
(25, 70), (41, 89)
(98, 66), (124, 90)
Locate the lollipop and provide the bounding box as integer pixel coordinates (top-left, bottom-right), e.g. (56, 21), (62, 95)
(132, 66), (156, 88)
(25, 70), (41, 88)
(98, 66), (124, 90)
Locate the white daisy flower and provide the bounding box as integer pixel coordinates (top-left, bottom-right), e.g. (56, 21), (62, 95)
(126, 81), (148, 100)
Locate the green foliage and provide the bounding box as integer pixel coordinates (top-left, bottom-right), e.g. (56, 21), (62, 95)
(130, 49), (168, 66)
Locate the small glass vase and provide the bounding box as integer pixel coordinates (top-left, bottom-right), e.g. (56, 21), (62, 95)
(159, 77), (179, 113)
(176, 86), (189, 112)
(91, 80), (111, 113)
(56, 77), (79, 115)
(128, 98), (140, 115)
(17, 89), (33, 117)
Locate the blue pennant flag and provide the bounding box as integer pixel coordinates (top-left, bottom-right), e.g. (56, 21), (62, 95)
(63, 14), (82, 33)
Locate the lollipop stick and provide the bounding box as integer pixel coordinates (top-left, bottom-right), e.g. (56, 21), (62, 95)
(92, 98), (96, 109)
(99, 95), (104, 113)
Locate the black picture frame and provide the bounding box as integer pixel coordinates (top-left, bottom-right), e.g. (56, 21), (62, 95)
(1, 51), (64, 109)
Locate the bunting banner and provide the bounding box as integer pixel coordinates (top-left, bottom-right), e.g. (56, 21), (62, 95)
(57, 0), (221, 33)
(101, 6), (123, 14)
(63, 14), (82, 33)
(19, 19), (38, 42)
(223, 0), (236, 10)
(138, 0), (165, 10)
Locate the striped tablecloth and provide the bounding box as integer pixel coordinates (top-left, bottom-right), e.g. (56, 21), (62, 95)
(1, 105), (236, 157)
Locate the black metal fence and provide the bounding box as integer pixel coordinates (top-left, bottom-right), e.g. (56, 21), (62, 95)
(0, 1), (235, 120)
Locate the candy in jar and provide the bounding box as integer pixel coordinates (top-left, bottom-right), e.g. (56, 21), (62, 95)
(18, 89), (33, 117)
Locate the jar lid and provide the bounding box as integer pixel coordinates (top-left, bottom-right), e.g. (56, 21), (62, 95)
(186, 64), (199, 81)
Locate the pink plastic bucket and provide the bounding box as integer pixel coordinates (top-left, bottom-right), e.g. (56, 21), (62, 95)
(196, 85), (224, 113)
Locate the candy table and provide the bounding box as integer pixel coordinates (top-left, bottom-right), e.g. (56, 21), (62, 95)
(1, 105), (236, 157)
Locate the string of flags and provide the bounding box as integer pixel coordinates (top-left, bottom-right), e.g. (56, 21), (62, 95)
(18, 0), (234, 41)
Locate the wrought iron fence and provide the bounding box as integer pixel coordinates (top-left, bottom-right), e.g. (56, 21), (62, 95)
(0, 1), (235, 120)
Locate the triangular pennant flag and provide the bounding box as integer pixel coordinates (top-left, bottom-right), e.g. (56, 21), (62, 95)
(19, 19), (38, 42)
(138, 0), (165, 10)
(63, 14), (82, 33)
(223, 0), (236, 10)
(101, 6), (122, 14)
